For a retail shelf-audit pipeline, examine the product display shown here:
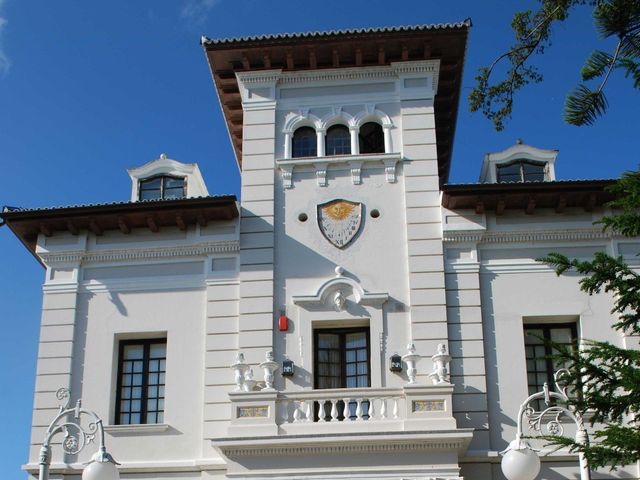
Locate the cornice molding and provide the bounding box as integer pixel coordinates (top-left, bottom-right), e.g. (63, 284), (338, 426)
(443, 227), (614, 244)
(39, 241), (239, 266)
(236, 69), (282, 85)
(216, 438), (468, 458)
(278, 60), (440, 86)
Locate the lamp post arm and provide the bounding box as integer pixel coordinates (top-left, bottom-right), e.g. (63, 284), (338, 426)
(38, 402), (107, 479)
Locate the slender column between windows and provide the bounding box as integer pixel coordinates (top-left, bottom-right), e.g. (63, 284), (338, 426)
(349, 127), (359, 155)
(383, 126), (392, 153)
(316, 129), (326, 157)
(284, 132), (292, 159)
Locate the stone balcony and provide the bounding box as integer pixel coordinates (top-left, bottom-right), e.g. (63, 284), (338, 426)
(226, 384), (459, 437)
(211, 345), (472, 479)
(213, 384), (472, 478)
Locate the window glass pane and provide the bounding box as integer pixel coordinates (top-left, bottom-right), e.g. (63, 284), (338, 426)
(318, 333), (339, 349)
(150, 343), (167, 359)
(524, 329), (544, 344)
(130, 413), (141, 424)
(163, 177), (183, 188)
(325, 125), (351, 155)
(346, 332), (366, 348)
(140, 177), (162, 189)
(550, 327), (573, 344)
(497, 162), (522, 183)
(163, 187), (185, 199)
(522, 162), (545, 182)
(359, 122), (384, 154)
(124, 345), (144, 360)
(292, 127), (317, 158)
(140, 189), (161, 200)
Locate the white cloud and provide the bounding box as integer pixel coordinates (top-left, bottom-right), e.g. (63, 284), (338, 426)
(180, 0), (221, 23)
(0, 1), (8, 75)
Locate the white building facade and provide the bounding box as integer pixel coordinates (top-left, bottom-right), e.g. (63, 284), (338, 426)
(3, 22), (638, 480)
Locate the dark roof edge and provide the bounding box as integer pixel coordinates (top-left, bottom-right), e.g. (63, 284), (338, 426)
(201, 20), (472, 48)
(442, 179), (616, 193)
(1, 195), (238, 221)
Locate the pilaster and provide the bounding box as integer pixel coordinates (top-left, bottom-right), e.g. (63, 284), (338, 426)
(400, 96), (448, 382)
(236, 71), (280, 369)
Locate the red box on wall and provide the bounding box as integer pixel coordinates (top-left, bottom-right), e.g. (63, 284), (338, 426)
(278, 314), (288, 332)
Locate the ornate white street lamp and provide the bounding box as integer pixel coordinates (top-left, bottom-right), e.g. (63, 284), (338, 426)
(38, 388), (120, 480)
(501, 369), (590, 480)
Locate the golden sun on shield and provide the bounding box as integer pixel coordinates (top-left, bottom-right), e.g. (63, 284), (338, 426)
(317, 199), (363, 249)
(324, 201), (356, 220)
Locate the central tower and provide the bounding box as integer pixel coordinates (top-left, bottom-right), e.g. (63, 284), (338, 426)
(203, 23), (472, 479)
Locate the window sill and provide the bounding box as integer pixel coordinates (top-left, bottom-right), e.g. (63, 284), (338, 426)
(104, 423), (170, 435)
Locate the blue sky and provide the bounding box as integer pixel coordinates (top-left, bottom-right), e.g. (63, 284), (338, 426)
(0, 1), (638, 477)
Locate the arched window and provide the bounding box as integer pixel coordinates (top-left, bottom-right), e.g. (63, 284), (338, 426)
(358, 122), (384, 154)
(497, 160), (546, 183)
(325, 125), (351, 156)
(139, 175), (185, 200)
(292, 127), (317, 158)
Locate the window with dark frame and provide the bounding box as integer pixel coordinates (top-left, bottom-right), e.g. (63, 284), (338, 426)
(497, 160), (546, 183)
(139, 175), (186, 200)
(314, 327), (370, 421)
(115, 339), (166, 425)
(325, 125), (351, 156)
(524, 323), (577, 411)
(292, 126), (317, 158)
(358, 122), (385, 154)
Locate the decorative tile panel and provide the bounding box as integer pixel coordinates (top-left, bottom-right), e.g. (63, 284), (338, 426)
(237, 406), (269, 418)
(412, 400), (445, 412)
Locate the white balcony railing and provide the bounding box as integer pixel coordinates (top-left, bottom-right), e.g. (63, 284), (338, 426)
(278, 387), (403, 424)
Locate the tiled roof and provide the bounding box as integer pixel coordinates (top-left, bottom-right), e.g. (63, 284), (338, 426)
(1, 195), (235, 215)
(201, 21), (472, 46)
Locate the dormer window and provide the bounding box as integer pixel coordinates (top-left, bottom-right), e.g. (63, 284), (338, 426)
(139, 175), (186, 200)
(325, 125), (351, 156)
(497, 160), (546, 183)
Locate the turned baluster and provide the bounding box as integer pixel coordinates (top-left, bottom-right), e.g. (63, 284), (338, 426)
(318, 400), (326, 422)
(392, 397), (399, 419)
(293, 402), (302, 423)
(305, 400), (313, 422)
(342, 397), (350, 421)
(330, 400), (339, 422)
(380, 398), (387, 419)
(355, 399), (363, 421)
(368, 397), (375, 420)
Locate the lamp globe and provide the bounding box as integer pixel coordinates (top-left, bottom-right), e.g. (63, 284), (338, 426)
(501, 443), (541, 480)
(82, 460), (120, 480)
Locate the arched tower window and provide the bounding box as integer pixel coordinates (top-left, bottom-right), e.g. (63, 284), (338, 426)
(325, 125), (351, 156)
(292, 127), (317, 158)
(358, 122), (384, 154)
(497, 160), (546, 183)
(139, 175), (185, 200)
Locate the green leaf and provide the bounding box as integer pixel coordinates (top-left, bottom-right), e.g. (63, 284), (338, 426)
(582, 50), (614, 80)
(564, 84), (608, 125)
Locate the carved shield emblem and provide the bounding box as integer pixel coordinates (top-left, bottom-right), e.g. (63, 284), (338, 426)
(317, 199), (362, 248)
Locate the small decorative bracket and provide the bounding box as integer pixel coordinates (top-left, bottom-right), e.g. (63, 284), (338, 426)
(383, 158), (399, 183)
(314, 162), (328, 187)
(350, 161), (363, 185)
(280, 165), (294, 189)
